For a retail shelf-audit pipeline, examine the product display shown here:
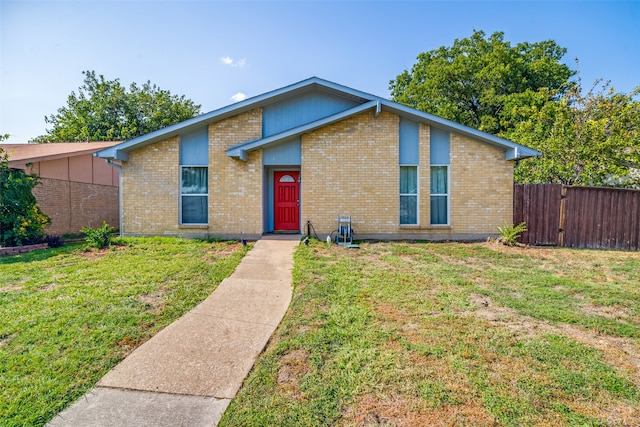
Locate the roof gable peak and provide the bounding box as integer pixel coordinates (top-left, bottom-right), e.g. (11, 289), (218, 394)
(96, 77), (540, 162)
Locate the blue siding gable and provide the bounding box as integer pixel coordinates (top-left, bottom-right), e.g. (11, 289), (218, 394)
(430, 127), (450, 165)
(263, 92), (361, 137)
(263, 137), (301, 166)
(399, 118), (419, 165)
(180, 127), (208, 165)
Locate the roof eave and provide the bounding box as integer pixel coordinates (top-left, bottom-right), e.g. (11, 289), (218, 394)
(14, 148), (109, 163)
(95, 77), (378, 161)
(0, 142), (122, 163)
(380, 101), (541, 160)
(94, 78), (541, 162)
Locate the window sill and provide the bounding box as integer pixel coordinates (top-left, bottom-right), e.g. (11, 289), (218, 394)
(179, 224), (209, 229)
(398, 224), (452, 230)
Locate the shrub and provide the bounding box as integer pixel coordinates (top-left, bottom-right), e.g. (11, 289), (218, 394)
(0, 148), (51, 247)
(45, 235), (65, 248)
(497, 221), (527, 246)
(82, 221), (115, 249)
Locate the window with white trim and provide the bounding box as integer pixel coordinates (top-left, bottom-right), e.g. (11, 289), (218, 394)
(430, 127), (450, 226)
(181, 167), (208, 224)
(399, 118), (419, 225)
(400, 165), (418, 225)
(180, 128), (208, 224)
(430, 165), (448, 225)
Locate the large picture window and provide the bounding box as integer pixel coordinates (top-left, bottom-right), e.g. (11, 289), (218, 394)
(400, 166), (418, 225)
(181, 167), (208, 224)
(430, 166), (448, 225)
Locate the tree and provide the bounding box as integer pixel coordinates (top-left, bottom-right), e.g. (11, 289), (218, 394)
(389, 30), (575, 135)
(390, 31), (640, 188)
(31, 71), (201, 143)
(506, 77), (640, 187)
(0, 142), (51, 246)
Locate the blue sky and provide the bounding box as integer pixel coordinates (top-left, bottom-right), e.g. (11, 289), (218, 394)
(1, 0), (638, 143)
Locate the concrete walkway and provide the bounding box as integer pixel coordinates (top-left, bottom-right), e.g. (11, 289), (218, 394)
(47, 235), (300, 427)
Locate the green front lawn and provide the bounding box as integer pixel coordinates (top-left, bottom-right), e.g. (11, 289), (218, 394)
(2, 238), (639, 426)
(0, 237), (248, 427)
(222, 241), (640, 426)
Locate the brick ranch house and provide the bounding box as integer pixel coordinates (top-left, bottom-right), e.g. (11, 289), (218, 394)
(2, 142), (120, 236)
(96, 77), (540, 241)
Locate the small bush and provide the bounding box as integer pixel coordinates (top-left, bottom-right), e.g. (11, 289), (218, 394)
(1, 147), (51, 247)
(45, 235), (65, 248)
(82, 221), (115, 249)
(497, 221), (527, 246)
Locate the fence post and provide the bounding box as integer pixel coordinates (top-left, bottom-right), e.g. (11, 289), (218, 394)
(558, 186), (567, 247)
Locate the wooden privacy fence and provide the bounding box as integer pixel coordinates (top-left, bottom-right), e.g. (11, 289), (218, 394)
(514, 184), (640, 251)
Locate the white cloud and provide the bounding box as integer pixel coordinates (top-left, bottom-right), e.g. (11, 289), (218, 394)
(220, 56), (246, 68)
(231, 92), (247, 102)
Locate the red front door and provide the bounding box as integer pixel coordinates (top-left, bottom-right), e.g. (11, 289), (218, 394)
(274, 171), (300, 231)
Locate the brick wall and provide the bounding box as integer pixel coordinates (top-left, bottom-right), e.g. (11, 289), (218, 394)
(122, 136), (180, 235)
(301, 112), (514, 240)
(302, 110), (400, 236)
(118, 107), (514, 240)
(208, 109), (263, 238)
(450, 133), (514, 235)
(33, 178), (119, 235)
(418, 123), (432, 228)
(121, 109), (264, 238)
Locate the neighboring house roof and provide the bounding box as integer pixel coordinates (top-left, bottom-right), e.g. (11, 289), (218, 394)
(95, 77), (541, 162)
(2, 142), (122, 167)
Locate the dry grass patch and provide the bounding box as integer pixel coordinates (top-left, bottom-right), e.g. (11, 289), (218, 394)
(137, 288), (167, 313)
(277, 348), (311, 400)
(468, 293), (640, 388)
(222, 241), (640, 427)
(201, 241), (244, 262)
(344, 394), (498, 427)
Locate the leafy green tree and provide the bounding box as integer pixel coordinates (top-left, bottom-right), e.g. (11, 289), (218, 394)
(506, 77), (640, 187)
(0, 144), (51, 246)
(390, 31), (640, 187)
(31, 71), (201, 142)
(389, 30), (575, 135)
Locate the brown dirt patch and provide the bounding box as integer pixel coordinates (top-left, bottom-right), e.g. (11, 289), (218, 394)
(344, 394), (497, 427)
(277, 349), (311, 400)
(138, 289), (166, 312)
(468, 294), (640, 388)
(0, 285), (22, 292)
(482, 242), (640, 283)
(37, 283), (59, 292)
(117, 335), (144, 356)
(0, 333), (15, 348)
(77, 245), (126, 259)
(581, 303), (635, 322)
(202, 242), (242, 262)
(562, 399), (640, 426)
(372, 290), (639, 425)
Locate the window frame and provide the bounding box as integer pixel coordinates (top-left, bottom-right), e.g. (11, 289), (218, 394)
(429, 164), (449, 226)
(179, 165), (208, 225)
(399, 164), (419, 225)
